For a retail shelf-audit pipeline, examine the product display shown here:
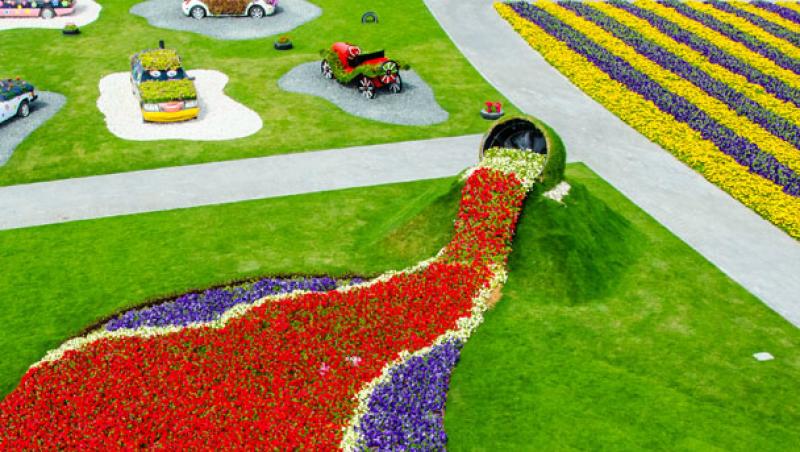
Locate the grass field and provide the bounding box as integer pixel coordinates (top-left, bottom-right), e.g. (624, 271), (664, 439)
(0, 176), (462, 397)
(0, 0), (512, 186)
(445, 164), (800, 449)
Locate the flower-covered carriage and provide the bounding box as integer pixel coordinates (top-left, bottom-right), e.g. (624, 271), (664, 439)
(320, 42), (403, 99)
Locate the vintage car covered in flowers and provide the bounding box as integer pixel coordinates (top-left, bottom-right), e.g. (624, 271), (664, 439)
(0, 0), (75, 19)
(321, 42), (403, 99)
(0, 78), (37, 125)
(130, 44), (199, 123)
(181, 0), (277, 19)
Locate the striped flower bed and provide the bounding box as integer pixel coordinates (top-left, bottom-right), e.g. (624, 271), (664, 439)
(498, 0), (800, 238)
(0, 149), (547, 449)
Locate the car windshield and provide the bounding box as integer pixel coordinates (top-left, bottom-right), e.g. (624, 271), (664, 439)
(141, 68), (187, 82)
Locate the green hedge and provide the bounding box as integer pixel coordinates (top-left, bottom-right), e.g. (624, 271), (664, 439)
(139, 79), (197, 104)
(138, 49), (182, 71)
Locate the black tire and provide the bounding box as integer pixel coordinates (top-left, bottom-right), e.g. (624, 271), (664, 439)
(190, 6), (205, 19)
(388, 75), (403, 94)
(358, 76), (375, 100)
(40, 7), (55, 19)
(321, 60), (333, 79)
(249, 5), (265, 18)
(17, 100), (30, 118)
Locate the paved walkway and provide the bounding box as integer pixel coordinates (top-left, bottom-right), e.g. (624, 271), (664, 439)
(0, 135), (480, 231)
(423, 0), (800, 327)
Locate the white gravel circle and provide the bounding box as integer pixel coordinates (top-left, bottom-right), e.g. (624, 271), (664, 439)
(97, 69), (262, 141)
(278, 62), (449, 126)
(0, 0), (101, 30)
(0, 91), (65, 166)
(130, 0), (321, 40)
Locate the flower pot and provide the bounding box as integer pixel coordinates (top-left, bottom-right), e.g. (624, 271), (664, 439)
(274, 41), (293, 50)
(480, 109), (504, 120)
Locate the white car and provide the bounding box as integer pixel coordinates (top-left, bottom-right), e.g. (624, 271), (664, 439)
(0, 79), (37, 125)
(181, 0), (277, 19)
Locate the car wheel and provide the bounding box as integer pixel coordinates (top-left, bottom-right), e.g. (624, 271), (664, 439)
(190, 6), (206, 19)
(358, 76), (375, 100)
(40, 7), (55, 19)
(389, 75), (403, 94)
(249, 5), (265, 18)
(321, 60), (334, 79)
(17, 101), (30, 118)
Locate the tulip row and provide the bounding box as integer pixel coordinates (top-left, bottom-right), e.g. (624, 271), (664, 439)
(659, 0), (800, 74)
(0, 151), (544, 449)
(511, 2), (800, 196)
(497, 2), (800, 238)
(755, 1), (800, 24)
(616, 1), (800, 104)
(557, 1), (800, 174)
(709, 1), (800, 47)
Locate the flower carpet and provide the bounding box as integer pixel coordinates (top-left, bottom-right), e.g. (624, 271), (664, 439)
(497, 0), (800, 238)
(0, 148), (547, 449)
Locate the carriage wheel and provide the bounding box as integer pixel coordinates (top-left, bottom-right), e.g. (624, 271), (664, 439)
(40, 7), (55, 19)
(249, 5), (265, 18)
(17, 101), (30, 118)
(358, 76), (375, 99)
(321, 60), (334, 79)
(190, 6), (206, 19)
(388, 74), (403, 94)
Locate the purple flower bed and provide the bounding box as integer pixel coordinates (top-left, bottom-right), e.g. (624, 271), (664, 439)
(105, 276), (360, 331)
(355, 339), (462, 450)
(608, 0), (800, 109)
(561, 1), (800, 151)
(509, 2), (800, 196)
(752, 0), (800, 25)
(708, 0), (800, 47)
(659, 0), (800, 75)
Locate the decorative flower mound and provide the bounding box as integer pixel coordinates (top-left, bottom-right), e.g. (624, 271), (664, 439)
(0, 149), (543, 449)
(354, 340), (462, 450)
(105, 276), (354, 331)
(497, 1), (800, 239)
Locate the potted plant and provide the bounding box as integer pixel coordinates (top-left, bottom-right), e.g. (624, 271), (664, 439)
(480, 101), (504, 120)
(62, 22), (80, 35)
(274, 35), (293, 50)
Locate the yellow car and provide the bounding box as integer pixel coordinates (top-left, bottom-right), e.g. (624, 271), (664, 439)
(130, 43), (199, 123)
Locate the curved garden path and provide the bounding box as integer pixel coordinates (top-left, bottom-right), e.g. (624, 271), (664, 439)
(422, 0), (800, 327)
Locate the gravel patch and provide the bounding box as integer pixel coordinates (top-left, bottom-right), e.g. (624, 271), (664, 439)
(97, 69), (262, 141)
(130, 0), (321, 40)
(0, 0), (101, 30)
(278, 62), (449, 126)
(0, 92), (65, 167)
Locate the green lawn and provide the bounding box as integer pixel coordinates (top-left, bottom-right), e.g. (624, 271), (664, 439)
(0, 176), (462, 397)
(0, 0), (512, 186)
(445, 164), (800, 450)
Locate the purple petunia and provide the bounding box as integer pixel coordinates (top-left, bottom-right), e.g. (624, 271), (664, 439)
(105, 276), (360, 331)
(355, 339), (462, 451)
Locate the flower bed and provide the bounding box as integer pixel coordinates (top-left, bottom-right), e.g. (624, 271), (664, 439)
(0, 148), (548, 448)
(498, 1), (800, 239)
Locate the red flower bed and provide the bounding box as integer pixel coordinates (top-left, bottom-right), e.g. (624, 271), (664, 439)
(0, 168), (527, 449)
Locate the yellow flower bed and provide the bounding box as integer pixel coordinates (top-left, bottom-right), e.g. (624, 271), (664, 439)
(731, 0), (800, 32)
(636, 0), (800, 90)
(593, 1), (800, 128)
(687, 1), (800, 61)
(538, 0), (800, 174)
(496, 2), (800, 238)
